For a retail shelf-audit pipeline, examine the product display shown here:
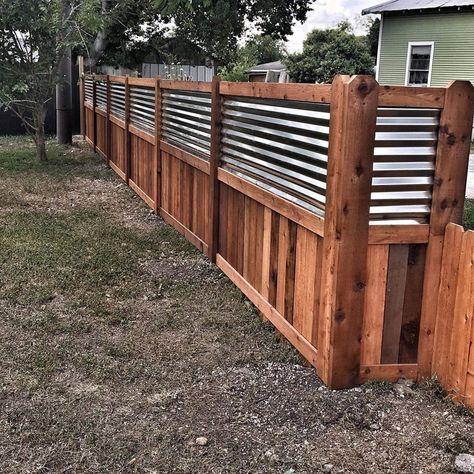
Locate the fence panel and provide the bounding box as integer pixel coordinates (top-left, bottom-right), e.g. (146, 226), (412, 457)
(80, 73), (474, 395)
(432, 224), (474, 408)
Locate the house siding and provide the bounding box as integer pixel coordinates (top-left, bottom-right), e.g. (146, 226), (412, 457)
(378, 12), (474, 87)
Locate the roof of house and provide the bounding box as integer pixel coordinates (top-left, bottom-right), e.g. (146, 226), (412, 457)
(362, 0), (474, 14)
(247, 61), (287, 74)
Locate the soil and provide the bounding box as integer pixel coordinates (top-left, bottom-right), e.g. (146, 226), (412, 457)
(0, 137), (472, 473)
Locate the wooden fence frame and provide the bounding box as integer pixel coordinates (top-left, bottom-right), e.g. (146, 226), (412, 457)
(81, 72), (474, 394)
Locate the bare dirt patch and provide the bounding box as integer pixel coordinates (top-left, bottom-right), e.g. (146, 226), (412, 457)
(0, 137), (472, 473)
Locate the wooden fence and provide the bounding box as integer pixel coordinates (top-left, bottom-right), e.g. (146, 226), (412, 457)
(432, 224), (474, 408)
(81, 73), (474, 396)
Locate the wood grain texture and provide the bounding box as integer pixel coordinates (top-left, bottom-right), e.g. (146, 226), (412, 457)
(160, 150), (210, 246)
(378, 85), (445, 108)
(361, 245), (389, 365)
(217, 254), (318, 366)
(129, 133), (155, 203)
(359, 364), (418, 383)
(447, 230), (474, 402)
(317, 75), (379, 389)
(220, 81), (331, 103)
(218, 168), (324, 237)
(381, 245), (409, 364)
(208, 76), (222, 262)
(430, 81), (474, 235)
(432, 224), (464, 384)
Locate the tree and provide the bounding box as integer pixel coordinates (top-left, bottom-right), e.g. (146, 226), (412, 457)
(155, 0), (311, 65)
(220, 34), (286, 82)
(366, 17), (380, 59)
(285, 22), (375, 84)
(0, 0), (99, 161)
(88, 0), (168, 70)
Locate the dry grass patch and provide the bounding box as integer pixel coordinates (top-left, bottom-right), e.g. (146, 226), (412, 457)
(0, 136), (472, 473)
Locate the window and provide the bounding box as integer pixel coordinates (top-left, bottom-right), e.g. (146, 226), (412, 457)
(405, 42), (434, 86)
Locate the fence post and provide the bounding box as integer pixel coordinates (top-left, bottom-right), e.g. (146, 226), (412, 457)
(418, 80), (474, 378)
(92, 74), (97, 152)
(78, 56), (85, 138)
(316, 75), (379, 389)
(208, 75), (222, 262)
(105, 75), (111, 167)
(124, 76), (130, 184)
(154, 76), (162, 214)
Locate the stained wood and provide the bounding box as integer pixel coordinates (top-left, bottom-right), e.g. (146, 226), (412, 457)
(129, 134), (154, 201)
(109, 115), (125, 128)
(160, 80), (212, 92)
(381, 245), (409, 364)
(361, 245), (389, 365)
(431, 81), (474, 235)
(128, 77), (155, 87)
(378, 85), (445, 108)
(216, 254), (318, 366)
(448, 231), (474, 402)
(399, 244), (426, 364)
(160, 209), (208, 255)
(432, 224), (464, 383)
(92, 76), (97, 151)
(268, 211), (280, 308)
(106, 75), (111, 168)
(208, 76), (222, 262)
(220, 81), (331, 103)
(317, 75), (379, 389)
(218, 168), (324, 237)
(261, 208), (272, 300)
(124, 77), (131, 183)
(129, 125), (155, 145)
(418, 235), (445, 377)
(359, 363), (418, 383)
(109, 76), (126, 84)
(154, 77), (161, 213)
(368, 225), (429, 245)
(293, 227), (318, 341)
(160, 142), (210, 175)
(311, 236), (324, 348)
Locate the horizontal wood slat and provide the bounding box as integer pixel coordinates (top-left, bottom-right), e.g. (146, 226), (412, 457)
(160, 79), (212, 92)
(220, 81), (332, 102)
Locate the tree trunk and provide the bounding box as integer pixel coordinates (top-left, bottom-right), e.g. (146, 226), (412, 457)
(34, 106), (48, 161)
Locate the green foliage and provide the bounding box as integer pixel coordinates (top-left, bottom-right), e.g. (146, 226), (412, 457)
(0, 0), (99, 160)
(219, 35), (286, 82)
(96, 0), (167, 68)
(366, 17), (380, 58)
(464, 199), (474, 230)
(285, 22), (375, 84)
(155, 0), (311, 64)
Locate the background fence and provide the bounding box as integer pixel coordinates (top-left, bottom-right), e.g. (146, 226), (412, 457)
(81, 73), (474, 404)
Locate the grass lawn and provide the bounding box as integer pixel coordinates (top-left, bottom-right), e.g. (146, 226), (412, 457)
(464, 199), (474, 230)
(0, 136), (473, 473)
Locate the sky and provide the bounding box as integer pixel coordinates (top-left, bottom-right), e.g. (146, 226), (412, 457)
(286, 0), (380, 52)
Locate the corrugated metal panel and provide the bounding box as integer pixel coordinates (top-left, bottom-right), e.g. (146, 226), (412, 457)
(110, 82), (125, 121)
(378, 12), (474, 86)
(84, 78), (93, 104)
(161, 90), (212, 159)
(221, 96), (330, 217)
(371, 107), (440, 224)
(96, 81), (107, 110)
(129, 85), (155, 134)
